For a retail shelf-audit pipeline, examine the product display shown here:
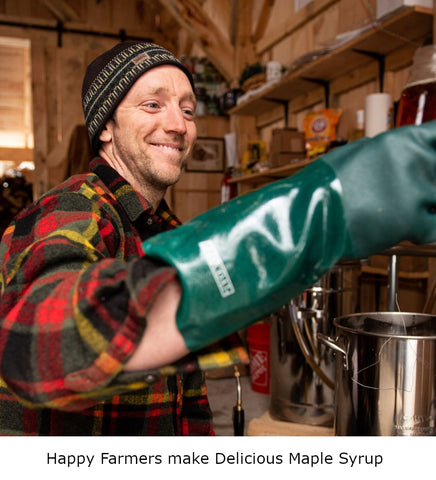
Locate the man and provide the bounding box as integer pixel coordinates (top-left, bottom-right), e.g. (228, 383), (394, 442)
(1, 40), (436, 436)
(0, 42), (242, 435)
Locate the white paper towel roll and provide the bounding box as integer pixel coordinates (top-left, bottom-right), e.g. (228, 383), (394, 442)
(365, 93), (393, 137)
(224, 132), (237, 168)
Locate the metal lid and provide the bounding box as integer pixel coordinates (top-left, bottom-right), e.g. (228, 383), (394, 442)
(333, 312), (436, 339)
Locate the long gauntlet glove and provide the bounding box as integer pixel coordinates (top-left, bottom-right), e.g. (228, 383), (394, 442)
(143, 122), (436, 352)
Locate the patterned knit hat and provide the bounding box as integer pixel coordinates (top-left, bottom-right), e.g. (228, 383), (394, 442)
(82, 41), (195, 154)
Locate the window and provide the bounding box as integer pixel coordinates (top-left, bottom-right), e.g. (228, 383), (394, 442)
(0, 37), (34, 177)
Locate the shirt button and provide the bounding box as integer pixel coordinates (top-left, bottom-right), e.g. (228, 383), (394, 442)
(147, 218), (153, 225)
(144, 374), (157, 384)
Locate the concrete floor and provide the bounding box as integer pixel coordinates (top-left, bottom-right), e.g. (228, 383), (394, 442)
(205, 375), (270, 436)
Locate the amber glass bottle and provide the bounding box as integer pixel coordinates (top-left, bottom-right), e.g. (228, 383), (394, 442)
(396, 45), (436, 126)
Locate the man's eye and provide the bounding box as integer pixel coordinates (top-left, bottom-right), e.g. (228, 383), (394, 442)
(182, 106), (195, 117)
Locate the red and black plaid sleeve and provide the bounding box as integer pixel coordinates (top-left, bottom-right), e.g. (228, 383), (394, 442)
(0, 172), (175, 410)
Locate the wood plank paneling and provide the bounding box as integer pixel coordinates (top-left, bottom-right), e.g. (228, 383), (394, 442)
(171, 116), (229, 221)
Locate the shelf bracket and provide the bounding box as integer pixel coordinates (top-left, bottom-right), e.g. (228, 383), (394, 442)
(352, 48), (386, 93)
(56, 20), (63, 47)
(301, 78), (330, 108)
(263, 98), (289, 127)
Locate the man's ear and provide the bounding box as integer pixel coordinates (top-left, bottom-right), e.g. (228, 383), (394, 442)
(99, 123), (112, 143)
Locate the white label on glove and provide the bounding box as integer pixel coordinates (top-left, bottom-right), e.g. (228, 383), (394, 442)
(199, 240), (235, 298)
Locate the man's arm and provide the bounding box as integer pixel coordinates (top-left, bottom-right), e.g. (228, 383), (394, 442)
(124, 279), (187, 371)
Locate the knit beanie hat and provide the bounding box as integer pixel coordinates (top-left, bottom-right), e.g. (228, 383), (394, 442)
(82, 41), (195, 154)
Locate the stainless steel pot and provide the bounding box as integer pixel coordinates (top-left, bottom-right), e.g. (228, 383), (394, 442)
(319, 312), (436, 436)
(269, 262), (360, 426)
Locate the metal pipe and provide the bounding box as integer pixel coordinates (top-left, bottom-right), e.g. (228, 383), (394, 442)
(387, 254), (399, 311)
(0, 19), (153, 46)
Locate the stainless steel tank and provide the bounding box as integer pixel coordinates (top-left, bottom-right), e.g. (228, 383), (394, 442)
(269, 261), (360, 426)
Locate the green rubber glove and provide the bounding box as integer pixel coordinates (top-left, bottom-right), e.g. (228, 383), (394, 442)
(323, 121), (436, 257)
(143, 122), (436, 352)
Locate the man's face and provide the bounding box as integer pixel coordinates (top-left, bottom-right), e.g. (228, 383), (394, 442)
(100, 65), (197, 199)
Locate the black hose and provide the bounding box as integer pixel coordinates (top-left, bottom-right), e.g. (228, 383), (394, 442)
(233, 406), (245, 436)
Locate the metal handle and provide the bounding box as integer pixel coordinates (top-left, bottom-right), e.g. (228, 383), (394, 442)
(275, 310), (287, 361)
(233, 366), (244, 436)
(317, 333), (349, 371)
(288, 303), (335, 390)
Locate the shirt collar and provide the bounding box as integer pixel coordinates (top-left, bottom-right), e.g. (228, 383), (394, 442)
(89, 157), (180, 228)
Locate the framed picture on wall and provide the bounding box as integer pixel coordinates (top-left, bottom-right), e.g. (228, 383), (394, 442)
(186, 137), (225, 173)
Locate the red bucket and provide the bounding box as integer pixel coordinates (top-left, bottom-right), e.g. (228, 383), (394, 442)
(247, 322), (270, 394)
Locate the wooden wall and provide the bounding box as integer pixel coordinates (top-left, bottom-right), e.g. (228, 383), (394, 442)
(169, 116), (229, 222)
(235, 0), (420, 148)
(29, 40), (113, 197)
(0, 0), (433, 216)
(0, 0), (182, 197)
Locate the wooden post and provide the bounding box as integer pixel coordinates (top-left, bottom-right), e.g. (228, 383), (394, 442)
(229, 0), (258, 165)
(434, 1), (436, 42)
(158, 0), (235, 81)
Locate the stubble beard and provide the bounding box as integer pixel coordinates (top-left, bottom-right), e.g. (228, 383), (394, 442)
(140, 153), (186, 194)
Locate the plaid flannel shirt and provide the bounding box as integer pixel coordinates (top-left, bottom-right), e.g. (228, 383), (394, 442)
(0, 158), (248, 435)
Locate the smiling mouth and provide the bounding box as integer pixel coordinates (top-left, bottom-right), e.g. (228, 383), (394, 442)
(151, 142), (183, 152)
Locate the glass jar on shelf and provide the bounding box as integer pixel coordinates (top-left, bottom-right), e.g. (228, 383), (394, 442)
(396, 44), (436, 127)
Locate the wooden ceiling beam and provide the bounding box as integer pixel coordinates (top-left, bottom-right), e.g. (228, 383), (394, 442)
(37, 0), (81, 23)
(158, 0), (235, 81)
(229, 0), (238, 46)
(234, 0), (257, 73)
(256, 0), (339, 55)
(252, 0), (275, 43)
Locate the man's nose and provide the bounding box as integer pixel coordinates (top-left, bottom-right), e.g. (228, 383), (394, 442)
(164, 104), (187, 134)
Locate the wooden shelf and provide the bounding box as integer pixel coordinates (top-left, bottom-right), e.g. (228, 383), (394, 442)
(361, 265), (429, 280)
(228, 158), (315, 187)
(228, 6), (433, 192)
(382, 243), (436, 258)
(248, 411), (334, 436)
(229, 6), (433, 117)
